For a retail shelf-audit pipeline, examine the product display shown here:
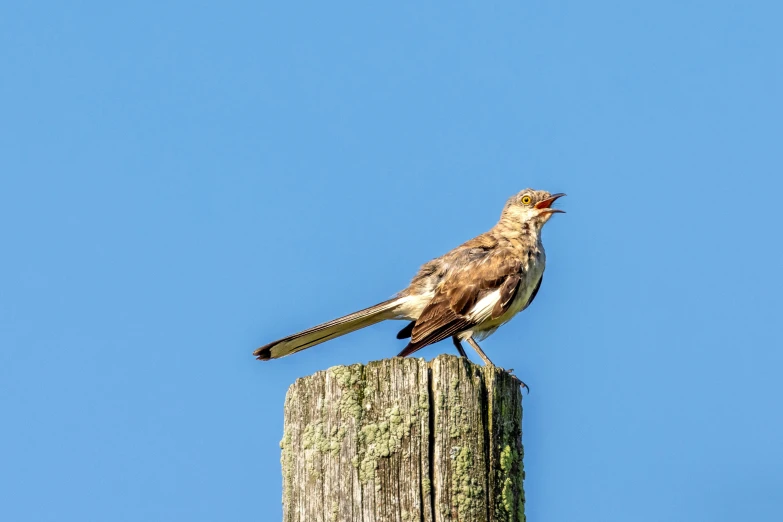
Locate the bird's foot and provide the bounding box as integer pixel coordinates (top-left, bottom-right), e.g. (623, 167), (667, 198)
(505, 368), (530, 394)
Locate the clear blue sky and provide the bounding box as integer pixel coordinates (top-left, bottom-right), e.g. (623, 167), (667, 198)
(1, 2), (781, 521)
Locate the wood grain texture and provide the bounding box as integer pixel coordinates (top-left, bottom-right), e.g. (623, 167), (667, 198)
(280, 355), (525, 522)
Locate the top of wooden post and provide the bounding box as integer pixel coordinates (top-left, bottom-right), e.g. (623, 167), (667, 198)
(279, 354), (526, 522)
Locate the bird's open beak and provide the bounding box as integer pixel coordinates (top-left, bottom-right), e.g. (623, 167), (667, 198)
(535, 193), (566, 213)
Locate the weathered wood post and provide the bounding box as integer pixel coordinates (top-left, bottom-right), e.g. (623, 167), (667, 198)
(280, 354), (525, 522)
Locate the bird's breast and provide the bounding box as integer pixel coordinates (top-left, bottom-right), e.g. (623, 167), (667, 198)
(476, 248), (546, 330)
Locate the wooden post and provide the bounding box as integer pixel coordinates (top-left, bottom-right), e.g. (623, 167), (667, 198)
(280, 354), (525, 522)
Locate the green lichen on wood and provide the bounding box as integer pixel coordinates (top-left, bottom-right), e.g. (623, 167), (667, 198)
(418, 390), (429, 412)
(446, 372), (471, 439)
(280, 429), (294, 507)
(484, 365), (526, 522)
(279, 430), (290, 450)
(357, 404), (419, 483)
(451, 445), (484, 520)
(301, 422), (347, 458)
(327, 361), (427, 488)
(500, 444), (524, 519)
(448, 396), (473, 439)
(328, 364), (365, 420)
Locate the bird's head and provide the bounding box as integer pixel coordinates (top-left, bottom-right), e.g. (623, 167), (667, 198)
(501, 189), (566, 229)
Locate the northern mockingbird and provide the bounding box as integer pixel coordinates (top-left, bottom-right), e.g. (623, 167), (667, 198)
(254, 189), (565, 366)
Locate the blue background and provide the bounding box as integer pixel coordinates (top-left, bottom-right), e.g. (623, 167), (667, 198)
(2, 2), (781, 521)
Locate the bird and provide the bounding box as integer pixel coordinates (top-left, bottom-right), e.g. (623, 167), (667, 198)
(253, 189), (565, 366)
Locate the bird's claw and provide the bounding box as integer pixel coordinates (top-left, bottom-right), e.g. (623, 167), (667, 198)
(503, 368), (530, 394)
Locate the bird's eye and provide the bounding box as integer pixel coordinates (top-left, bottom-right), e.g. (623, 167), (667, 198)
(521, 195), (532, 205)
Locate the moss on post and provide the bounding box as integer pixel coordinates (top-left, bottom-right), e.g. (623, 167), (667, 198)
(280, 354), (525, 522)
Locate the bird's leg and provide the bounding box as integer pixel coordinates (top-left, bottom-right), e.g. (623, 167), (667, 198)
(452, 337), (469, 359)
(465, 336), (529, 392)
(466, 336), (494, 367)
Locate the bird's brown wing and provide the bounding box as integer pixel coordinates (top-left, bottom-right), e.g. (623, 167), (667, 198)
(398, 248), (523, 357)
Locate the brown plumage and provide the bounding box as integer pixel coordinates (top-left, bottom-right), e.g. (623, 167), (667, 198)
(399, 252), (523, 356)
(254, 189), (565, 365)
